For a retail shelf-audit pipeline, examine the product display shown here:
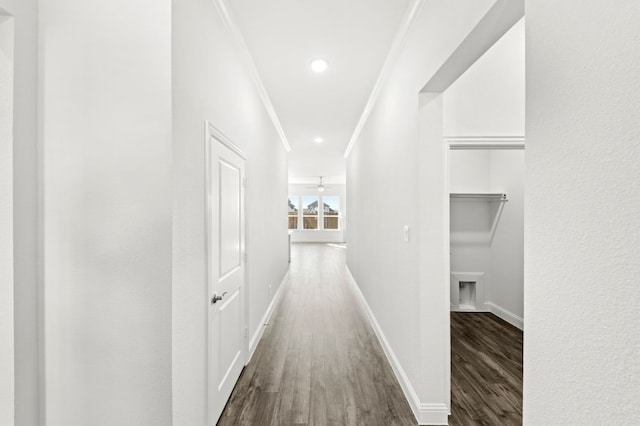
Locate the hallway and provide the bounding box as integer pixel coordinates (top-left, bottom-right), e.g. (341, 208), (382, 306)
(218, 243), (416, 425)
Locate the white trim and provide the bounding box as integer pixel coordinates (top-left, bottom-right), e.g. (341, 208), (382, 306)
(445, 136), (525, 150)
(343, 0), (427, 159)
(212, 0), (291, 153)
(247, 271), (290, 362)
(206, 121), (247, 159)
(419, 404), (450, 425)
(442, 127), (451, 414)
(345, 267), (449, 425)
(486, 302), (524, 330)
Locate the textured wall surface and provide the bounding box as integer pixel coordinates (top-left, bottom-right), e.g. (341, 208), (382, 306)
(524, 0), (640, 423)
(40, 1), (173, 424)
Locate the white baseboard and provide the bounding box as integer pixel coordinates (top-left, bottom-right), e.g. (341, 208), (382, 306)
(419, 403), (450, 425)
(345, 267), (449, 425)
(486, 301), (523, 330)
(247, 271), (290, 362)
(451, 305), (490, 313)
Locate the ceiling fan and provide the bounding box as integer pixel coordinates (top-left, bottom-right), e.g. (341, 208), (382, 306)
(305, 176), (330, 192)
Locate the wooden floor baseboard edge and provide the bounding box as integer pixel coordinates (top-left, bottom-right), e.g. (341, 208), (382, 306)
(247, 270), (290, 363)
(486, 302), (524, 330)
(344, 266), (449, 425)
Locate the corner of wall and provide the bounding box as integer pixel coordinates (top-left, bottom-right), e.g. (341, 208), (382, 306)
(345, 267), (449, 425)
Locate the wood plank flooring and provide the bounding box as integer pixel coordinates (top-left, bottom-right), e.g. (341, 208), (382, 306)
(449, 312), (523, 425)
(218, 243), (416, 426)
(218, 243), (523, 425)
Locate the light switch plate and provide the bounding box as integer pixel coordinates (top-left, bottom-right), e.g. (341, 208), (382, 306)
(403, 225), (410, 242)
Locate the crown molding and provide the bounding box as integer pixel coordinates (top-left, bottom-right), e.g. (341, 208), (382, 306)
(213, 0), (292, 153)
(343, 0), (427, 159)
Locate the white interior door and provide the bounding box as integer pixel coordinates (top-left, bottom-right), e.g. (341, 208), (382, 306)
(206, 126), (246, 424)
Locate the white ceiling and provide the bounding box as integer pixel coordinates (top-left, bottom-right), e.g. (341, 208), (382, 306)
(227, 0), (412, 184)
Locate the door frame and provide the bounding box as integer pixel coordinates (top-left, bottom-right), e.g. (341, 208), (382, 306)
(443, 135), (524, 410)
(204, 121), (248, 424)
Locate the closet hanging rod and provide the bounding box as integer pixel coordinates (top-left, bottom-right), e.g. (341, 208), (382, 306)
(450, 193), (507, 201)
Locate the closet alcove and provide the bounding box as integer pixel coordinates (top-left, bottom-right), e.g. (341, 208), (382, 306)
(449, 149), (524, 327)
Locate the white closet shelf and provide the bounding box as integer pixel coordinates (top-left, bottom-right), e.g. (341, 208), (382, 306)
(450, 193), (508, 244)
(450, 193), (507, 201)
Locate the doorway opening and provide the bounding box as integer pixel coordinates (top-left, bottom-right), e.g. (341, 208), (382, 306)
(447, 142), (524, 424)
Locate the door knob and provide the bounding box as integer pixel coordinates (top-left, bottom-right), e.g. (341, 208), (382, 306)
(211, 291), (228, 305)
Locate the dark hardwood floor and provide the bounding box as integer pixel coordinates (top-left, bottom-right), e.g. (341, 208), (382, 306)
(218, 243), (416, 425)
(449, 312), (523, 425)
(218, 243), (523, 425)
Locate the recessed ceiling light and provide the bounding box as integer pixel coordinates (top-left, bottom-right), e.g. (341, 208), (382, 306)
(314, 137), (323, 143)
(310, 58), (328, 73)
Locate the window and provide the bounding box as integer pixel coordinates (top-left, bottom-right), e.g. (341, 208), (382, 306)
(322, 196), (340, 230)
(288, 196), (299, 230)
(302, 196), (319, 229)
(288, 195), (341, 230)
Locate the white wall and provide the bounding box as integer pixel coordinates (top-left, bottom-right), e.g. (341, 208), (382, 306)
(40, 1), (173, 425)
(525, 0), (640, 423)
(0, 11), (15, 426)
(487, 150), (524, 324)
(35, 2), (289, 425)
(0, 0), (39, 424)
(172, 0), (289, 424)
(449, 150), (491, 193)
(347, 0), (524, 422)
(443, 18), (525, 137)
(347, 0), (506, 422)
(449, 151), (492, 288)
(416, 92), (449, 417)
(288, 183), (346, 243)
